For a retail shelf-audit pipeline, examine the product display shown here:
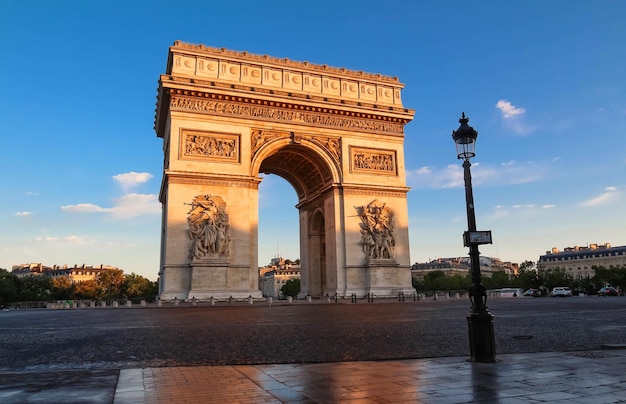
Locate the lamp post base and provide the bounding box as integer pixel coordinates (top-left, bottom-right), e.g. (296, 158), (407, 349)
(467, 309), (496, 362)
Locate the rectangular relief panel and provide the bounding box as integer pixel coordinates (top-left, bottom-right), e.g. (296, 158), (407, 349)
(350, 146), (397, 175)
(180, 129), (240, 163)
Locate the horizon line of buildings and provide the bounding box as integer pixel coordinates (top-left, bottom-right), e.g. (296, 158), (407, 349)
(10, 263), (122, 283)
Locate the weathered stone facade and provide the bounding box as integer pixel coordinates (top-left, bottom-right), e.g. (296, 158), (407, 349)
(154, 41), (415, 300)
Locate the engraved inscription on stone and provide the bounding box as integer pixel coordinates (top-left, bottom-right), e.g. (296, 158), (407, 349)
(355, 200), (395, 260)
(181, 129), (239, 162)
(351, 147), (396, 174)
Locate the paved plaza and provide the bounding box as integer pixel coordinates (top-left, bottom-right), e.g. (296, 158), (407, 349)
(1, 297), (626, 403)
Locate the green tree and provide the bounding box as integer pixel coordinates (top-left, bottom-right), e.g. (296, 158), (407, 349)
(123, 273), (158, 302)
(18, 275), (52, 301)
(73, 280), (99, 300)
(540, 267), (573, 290)
(97, 268), (125, 301)
(0, 269), (20, 306)
(51, 276), (75, 300)
(423, 270), (447, 291)
(483, 271), (510, 290)
(280, 279), (300, 298)
(592, 265), (626, 291)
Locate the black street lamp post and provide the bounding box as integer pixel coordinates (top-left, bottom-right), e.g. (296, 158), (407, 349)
(452, 112), (496, 362)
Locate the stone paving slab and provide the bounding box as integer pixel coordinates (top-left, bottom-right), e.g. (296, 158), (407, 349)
(110, 349), (626, 403)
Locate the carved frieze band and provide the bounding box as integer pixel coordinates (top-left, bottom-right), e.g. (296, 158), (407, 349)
(180, 129), (240, 163)
(342, 188), (408, 198)
(350, 146), (397, 175)
(170, 95), (404, 135)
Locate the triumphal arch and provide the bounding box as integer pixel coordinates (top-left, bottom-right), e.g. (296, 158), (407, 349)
(154, 41), (415, 300)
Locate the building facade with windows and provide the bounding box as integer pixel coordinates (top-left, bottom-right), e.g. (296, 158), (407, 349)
(11, 263), (121, 283)
(411, 256), (518, 282)
(538, 243), (626, 279)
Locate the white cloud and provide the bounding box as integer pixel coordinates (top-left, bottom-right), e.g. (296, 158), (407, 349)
(580, 186), (621, 207)
(61, 203), (111, 213)
(15, 211), (32, 216)
(542, 205), (556, 209)
(61, 193), (160, 219)
(496, 100), (526, 118)
(35, 235), (94, 245)
(109, 193), (161, 219)
(407, 160), (549, 190)
(495, 100), (535, 135)
(113, 172), (153, 191)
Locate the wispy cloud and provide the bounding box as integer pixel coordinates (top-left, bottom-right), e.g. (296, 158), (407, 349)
(61, 193), (160, 219)
(580, 186), (621, 207)
(35, 235), (93, 245)
(496, 100), (526, 118)
(408, 160), (550, 189)
(495, 99), (534, 135)
(15, 211), (32, 216)
(113, 172), (153, 192)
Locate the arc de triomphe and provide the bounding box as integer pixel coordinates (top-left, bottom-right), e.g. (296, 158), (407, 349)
(154, 41), (415, 300)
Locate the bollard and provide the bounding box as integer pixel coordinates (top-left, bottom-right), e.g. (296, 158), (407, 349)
(112, 301), (119, 308)
(306, 295), (312, 303)
(248, 295), (254, 305)
(210, 296), (215, 306)
(90, 301), (96, 308)
(100, 301), (107, 308)
(140, 300), (146, 307)
(157, 300), (162, 307)
(287, 296), (293, 304)
(268, 296), (273, 307)
(455, 292), (460, 300)
(126, 300), (132, 308)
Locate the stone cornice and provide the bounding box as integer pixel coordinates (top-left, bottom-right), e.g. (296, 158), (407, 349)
(159, 89), (409, 138)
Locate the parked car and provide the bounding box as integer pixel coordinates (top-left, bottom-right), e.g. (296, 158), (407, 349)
(598, 287), (619, 296)
(523, 288), (542, 297)
(551, 287), (572, 297)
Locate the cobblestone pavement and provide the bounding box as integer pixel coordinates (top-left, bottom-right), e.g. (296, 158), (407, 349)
(1, 297), (626, 402)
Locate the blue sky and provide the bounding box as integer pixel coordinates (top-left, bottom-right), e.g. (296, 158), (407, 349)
(2, 1), (625, 281)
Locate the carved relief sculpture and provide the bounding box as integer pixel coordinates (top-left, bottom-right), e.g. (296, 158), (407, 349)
(355, 200), (395, 260)
(351, 147), (396, 174)
(187, 195), (230, 260)
(181, 130), (239, 162)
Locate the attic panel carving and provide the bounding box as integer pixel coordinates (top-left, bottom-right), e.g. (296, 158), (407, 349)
(350, 146), (396, 175)
(180, 129), (240, 163)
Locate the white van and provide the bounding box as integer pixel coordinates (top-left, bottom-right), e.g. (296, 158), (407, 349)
(499, 288), (524, 298)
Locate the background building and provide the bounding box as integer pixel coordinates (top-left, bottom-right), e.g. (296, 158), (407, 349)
(11, 264), (120, 283)
(258, 257), (300, 298)
(411, 257), (518, 282)
(538, 243), (626, 279)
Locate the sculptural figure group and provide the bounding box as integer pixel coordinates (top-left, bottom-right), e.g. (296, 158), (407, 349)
(187, 194), (230, 260)
(355, 200), (395, 260)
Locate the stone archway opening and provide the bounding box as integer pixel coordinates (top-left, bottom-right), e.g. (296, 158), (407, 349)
(257, 143), (335, 298)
